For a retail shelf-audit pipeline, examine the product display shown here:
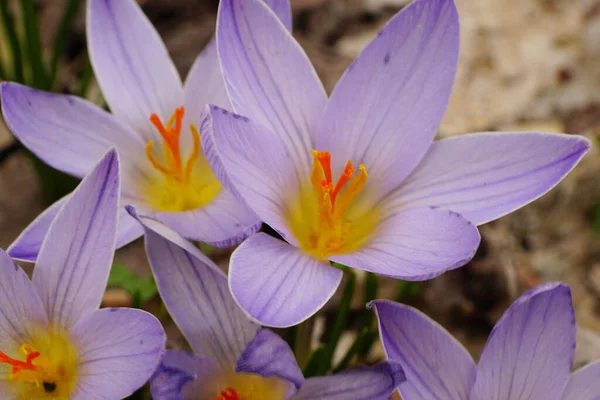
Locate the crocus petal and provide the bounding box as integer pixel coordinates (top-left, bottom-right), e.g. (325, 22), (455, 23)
(470, 283), (575, 400)
(370, 300), (475, 400)
(561, 361), (600, 400)
(317, 0), (459, 197)
(229, 233), (342, 328)
(150, 351), (219, 400)
(184, 38), (231, 130)
(201, 105), (298, 243)
(293, 362), (406, 400)
(390, 132), (590, 225)
(87, 0), (183, 141)
(0, 82), (145, 177)
(131, 208), (258, 369)
(71, 308), (165, 400)
(330, 206), (480, 280)
(0, 250), (48, 352)
(33, 150), (119, 329)
(8, 195), (143, 263)
(150, 190), (260, 247)
(217, 0), (327, 176)
(7, 196), (67, 263)
(182, 0), (291, 128)
(236, 329), (304, 391)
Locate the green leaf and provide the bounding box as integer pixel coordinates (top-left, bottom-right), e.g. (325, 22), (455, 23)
(302, 345), (326, 378)
(50, 0), (83, 88)
(20, 0), (49, 89)
(0, 0), (24, 82)
(593, 202), (600, 234)
(333, 327), (369, 373)
(317, 269), (356, 376)
(108, 264), (158, 305)
(77, 55), (94, 98)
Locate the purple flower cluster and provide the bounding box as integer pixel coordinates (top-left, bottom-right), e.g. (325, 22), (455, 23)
(0, 0), (596, 398)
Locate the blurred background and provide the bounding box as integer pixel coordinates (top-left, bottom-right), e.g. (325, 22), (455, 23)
(0, 0), (600, 388)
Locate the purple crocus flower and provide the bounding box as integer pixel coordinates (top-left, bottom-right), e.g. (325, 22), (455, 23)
(200, 0), (590, 327)
(0, 149), (165, 399)
(371, 283), (600, 400)
(1, 0), (292, 263)
(127, 208), (405, 400)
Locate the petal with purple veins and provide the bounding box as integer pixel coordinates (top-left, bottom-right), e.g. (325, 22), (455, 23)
(293, 362), (405, 400)
(132, 209), (258, 368)
(229, 233), (342, 328)
(236, 329), (303, 391)
(389, 132), (590, 225)
(561, 361), (600, 400)
(1, 82), (145, 178)
(470, 283), (575, 400)
(330, 206), (480, 280)
(87, 0), (183, 141)
(71, 308), (165, 400)
(33, 150), (120, 329)
(370, 300), (475, 400)
(201, 105), (298, 243)
(217, 0), (326, 177)
(318, 0), (459, 199)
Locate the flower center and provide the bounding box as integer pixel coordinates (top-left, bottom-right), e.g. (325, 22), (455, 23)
(190, 372), (287, 400)
(287, 150), (379, 259)
(0, 330), (79, 399)
(143, 107), (221, 212)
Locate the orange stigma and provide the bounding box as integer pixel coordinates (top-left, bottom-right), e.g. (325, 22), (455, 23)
(145, 106), (201, 184)
(311, 150), (368, 223)
(0, 347), (39, 375)
(213, 387), (243, 400)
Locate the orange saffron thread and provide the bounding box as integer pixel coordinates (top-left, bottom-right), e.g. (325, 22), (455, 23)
(145, 107), (201, 184)
(213, 387), (242, 400)
(0, 350), (39, 374)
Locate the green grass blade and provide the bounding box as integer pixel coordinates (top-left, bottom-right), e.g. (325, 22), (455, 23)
(50, 0), (82, 88)
(0, 0), (24, 82)
(317, 270), (356, 375)
(20, 0), (49, 88)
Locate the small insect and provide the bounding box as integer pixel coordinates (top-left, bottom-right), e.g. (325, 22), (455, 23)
(43, 382), (57, 393)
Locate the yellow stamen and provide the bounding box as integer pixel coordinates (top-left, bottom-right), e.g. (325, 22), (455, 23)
(0, 329), (79, 399)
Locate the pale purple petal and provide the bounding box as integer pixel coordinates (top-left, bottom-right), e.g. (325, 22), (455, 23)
(7, 195), (67, 263)
(71, 308), (165, 400)
(0, 250), (48, 352)
(236, 329), (304, 391)
(150, 351), (219, 400)
(87, 0), (183, 141)
(131, 208), (258, 368)
(390, 132), (590, 225)
(183, 0), (291, 128)
(370, 300), (475, 400)
(1, 82), (145, 177)
(150, 189), (260, 247)
(115, 203), (145, 248)
(262, 0), (292, 30)
(330, 207), (480, 280)
(33, 150), (119, 329)
(229, 233), (342, 328)
(217, 0), (327, 177)
(293, 362), (405, 400)
(470, 283), (575, 400)
(9, 196), (143, 264)
(184, 38), (231, 131)
(317, 0), (459, 198)
(201, 106), (298, 243)
(562, 361), (600, 400)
